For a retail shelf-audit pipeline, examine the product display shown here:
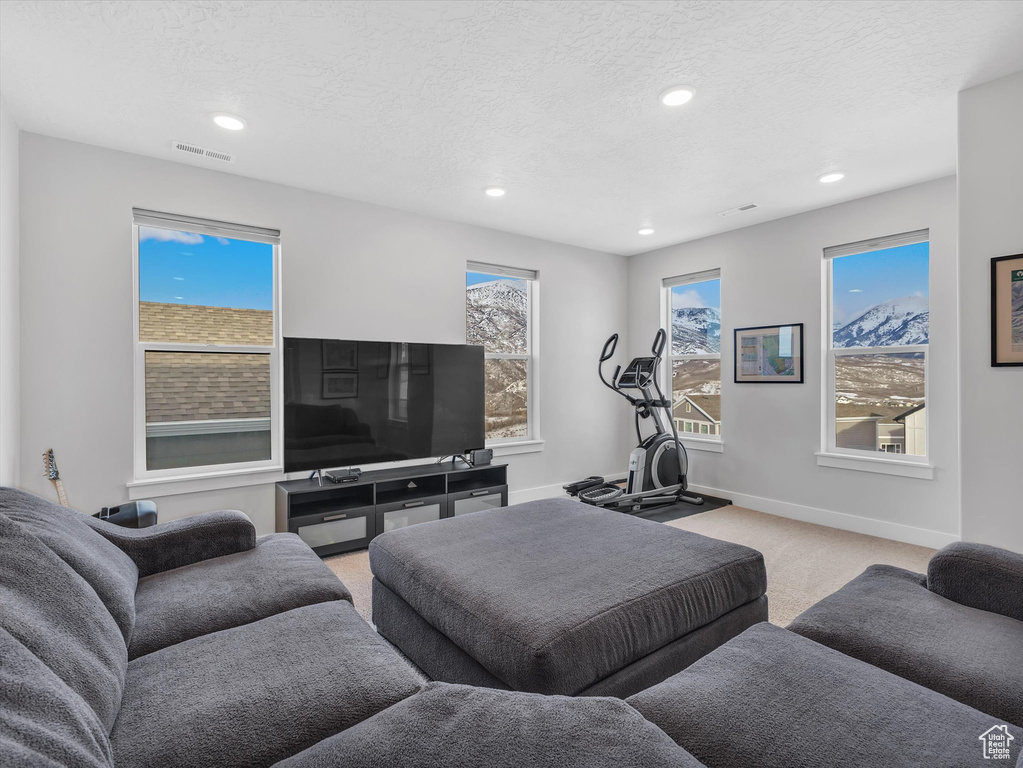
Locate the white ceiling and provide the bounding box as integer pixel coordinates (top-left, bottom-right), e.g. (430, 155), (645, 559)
(2, 1), (1022, 256)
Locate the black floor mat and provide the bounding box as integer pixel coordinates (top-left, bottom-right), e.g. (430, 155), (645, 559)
(640, 493), (731, 524)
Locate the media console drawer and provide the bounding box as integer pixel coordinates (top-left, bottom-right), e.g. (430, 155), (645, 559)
(290, 506), (375, 557)
(376, 495), (446, 532)
(449, 485), (509, 516)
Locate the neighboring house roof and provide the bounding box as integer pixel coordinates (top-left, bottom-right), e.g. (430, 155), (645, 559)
(894, 402), (926, 422)
(140, 301), (273, 345)
(683, 394), (721, 423)
(141, 302), (272, 423)
(834, 403), (917, 423)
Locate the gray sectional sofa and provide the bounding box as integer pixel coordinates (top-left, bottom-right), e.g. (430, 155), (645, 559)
(0, 488), (422, 768)
(787, 543), (1023, 726)
(3, 487), (1022, 768)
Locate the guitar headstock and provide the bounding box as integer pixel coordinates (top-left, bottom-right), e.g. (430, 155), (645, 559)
(43, 449), (60, 481)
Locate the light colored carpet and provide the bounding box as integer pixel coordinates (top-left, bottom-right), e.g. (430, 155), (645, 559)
(324, 505), (936, 628)
(663, 506), (934, 626)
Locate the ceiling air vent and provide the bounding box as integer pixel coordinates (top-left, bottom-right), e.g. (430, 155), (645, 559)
(172, 141), (236, 164)
(716, 203), (758, 218)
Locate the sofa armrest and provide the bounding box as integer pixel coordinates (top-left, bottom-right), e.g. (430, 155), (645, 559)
(81, 509), (256, 578)
(927, 541), (1023, 623)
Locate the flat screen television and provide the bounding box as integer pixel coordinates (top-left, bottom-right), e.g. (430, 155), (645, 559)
(283, 337), (485, 472)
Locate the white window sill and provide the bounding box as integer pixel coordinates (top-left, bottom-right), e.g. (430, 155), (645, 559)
(127, 466), (284, 500)
(680, 438), (724, 454)
(815, 452), (934, 480)
(488, 439), (545, 457)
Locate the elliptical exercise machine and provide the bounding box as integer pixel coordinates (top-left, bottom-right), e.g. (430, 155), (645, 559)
(565, 329), (703, 513)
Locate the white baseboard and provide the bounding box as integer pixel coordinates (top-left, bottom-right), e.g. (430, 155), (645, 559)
(510, 477), (957, 550)
(508, 470), (624, 506)
(687, 483), (958, 550)
(509, 482), (570, 505)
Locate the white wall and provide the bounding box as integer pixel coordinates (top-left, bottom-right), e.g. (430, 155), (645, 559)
(0, 96), (19, 487)
(18, 133), (629, 533)
(628, 177), (960, 548)
(957, 71), (1023, 553)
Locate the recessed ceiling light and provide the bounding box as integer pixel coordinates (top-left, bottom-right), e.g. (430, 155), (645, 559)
(819, 172), (845, 184)
(638, 227), (655, 235)
(659, 86), (695, 107)
(212, 114), (246, 131)
(484, 187), (506, 197)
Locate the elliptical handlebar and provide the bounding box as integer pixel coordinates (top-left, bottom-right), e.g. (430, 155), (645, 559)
(651, 328), (666, 357)
(600, 333), (619, 362)
(598, 333), (637, 405)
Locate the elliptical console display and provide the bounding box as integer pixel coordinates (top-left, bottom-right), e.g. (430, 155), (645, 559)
(565, 330), (703, 514)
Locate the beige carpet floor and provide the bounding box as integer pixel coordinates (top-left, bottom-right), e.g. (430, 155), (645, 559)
(324, 505), (935, 628)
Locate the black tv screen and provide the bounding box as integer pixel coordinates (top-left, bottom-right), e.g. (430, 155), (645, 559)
(283, 338), (485, 472)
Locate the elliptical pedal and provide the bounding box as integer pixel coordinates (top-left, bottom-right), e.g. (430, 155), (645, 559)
(578, 484), (624, 504)
(563, 476), (605, 496)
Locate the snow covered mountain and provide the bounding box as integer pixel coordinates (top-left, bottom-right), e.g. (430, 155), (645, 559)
(833, 296), (929, 348)
(670, 307), (721, 355)
(466, 279), (527, 354)
(466, 279), (528, 439)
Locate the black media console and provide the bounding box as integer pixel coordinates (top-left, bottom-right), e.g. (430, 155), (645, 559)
(275, 461), (509, 557)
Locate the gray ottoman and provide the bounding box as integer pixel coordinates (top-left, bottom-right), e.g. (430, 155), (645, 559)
(370, 498), (767, 698)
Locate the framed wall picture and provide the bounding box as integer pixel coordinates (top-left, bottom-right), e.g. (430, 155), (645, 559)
(322, 372), (358, 399)
(734, 323), (804, 383)
(322, 339), (358, 371)
(991, 253), (1023, 367)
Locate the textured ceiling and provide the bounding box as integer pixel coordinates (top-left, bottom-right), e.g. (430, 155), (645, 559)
(2, 1), (1023, 256)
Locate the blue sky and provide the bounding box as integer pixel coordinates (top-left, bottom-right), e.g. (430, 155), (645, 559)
(467, 271), (524, 289)
(139, 227), (273, 310)
(671, 278), (720, 310)
(832, 242), (929, 325)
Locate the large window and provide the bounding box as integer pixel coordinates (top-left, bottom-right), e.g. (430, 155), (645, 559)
(466, 262), (537, 443)
(825, 230), (929, 459)
(664, 270), (722, 439)
(133, 209), (280, 478)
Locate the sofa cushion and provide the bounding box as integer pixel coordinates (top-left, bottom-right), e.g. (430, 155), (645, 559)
(111, 600), (422, 768)
(0, 488), (138, 641)
(0, 513), (127, 733)
(627, 622), (1023, 768)
(369, 498), (766, 694)
(927, 541), (1023, 623)
(274, 682), (706, 768)
(0, 626), (113, 768)
(129, 532), (352, 658)
(787, 564), (1023, 725)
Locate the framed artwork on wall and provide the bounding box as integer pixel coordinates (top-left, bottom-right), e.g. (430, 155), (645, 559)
(991, 253), (1023, 367)
(322, 372), (358, 399)
(734, 323), (804, 383)
(322, 340), (358, 371)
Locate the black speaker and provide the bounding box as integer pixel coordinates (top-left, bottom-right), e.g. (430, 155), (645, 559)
(470, 448), (493, 467)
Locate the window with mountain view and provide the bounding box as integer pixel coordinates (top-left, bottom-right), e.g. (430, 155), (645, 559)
(665, 271), (722, 439)
(466, 263), (537, 442)
(826, 232), (929, 458)
(134, 210), (279, 477)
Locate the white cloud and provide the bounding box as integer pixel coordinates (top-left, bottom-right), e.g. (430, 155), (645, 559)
(139, 226), (204, 245)
(848, 288), (863, 293)
(672, 289), (706, 309)
(216, 237), (230, 245)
